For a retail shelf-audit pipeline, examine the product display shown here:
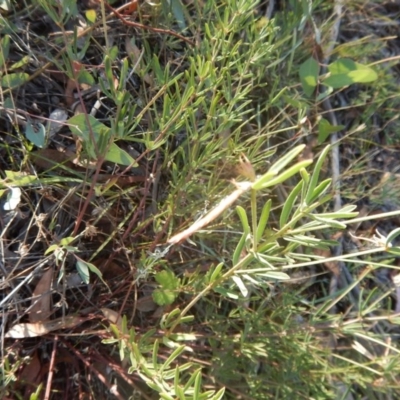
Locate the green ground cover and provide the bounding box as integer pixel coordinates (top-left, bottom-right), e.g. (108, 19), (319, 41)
(1, 0), (400, 398)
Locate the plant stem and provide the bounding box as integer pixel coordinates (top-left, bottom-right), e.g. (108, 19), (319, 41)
(251, 188), (258, 250)
(167, 251), (254, 334)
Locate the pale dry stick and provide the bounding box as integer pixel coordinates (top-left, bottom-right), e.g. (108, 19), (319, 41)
(0, 259), (50, 308)
(167, 181), (252, 245)
(322, 0), (343, 213)
(369, 54), (400, 67)
(44, 335), (58, 400)
(318, 0), (345, 313)
(265, 0), (275, 19)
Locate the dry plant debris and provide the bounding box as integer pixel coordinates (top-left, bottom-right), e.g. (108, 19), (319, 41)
(1, 0), (400, 399)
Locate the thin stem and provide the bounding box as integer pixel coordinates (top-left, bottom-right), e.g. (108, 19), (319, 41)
(167, 251), (254, 334)
(251, 189), (258, 250)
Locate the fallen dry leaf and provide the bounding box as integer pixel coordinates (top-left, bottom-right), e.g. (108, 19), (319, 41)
(167, 181), (252, 244)
(29, 267), (53, 322)
(47, 108), (68, 138)
(5, 316), (84, 338)
(30, 148), (76, 171)
(136, 295), (157, 312)
(125, 36), (153, 85)
(19, 350), (41, 390)
(122, 0), (138, 14)
(101, 308), (123, 331)
(315, 248), (340, 277)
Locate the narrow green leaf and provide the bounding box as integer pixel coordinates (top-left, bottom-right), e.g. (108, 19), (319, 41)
(251, 171), (276, 190)
(256, 271), (290, 280)
(316, 210), (358, 219)
(10, 55), (31, 71)
(253, 252), (274, 268)
(63, 246), (79, 253)
(213, 286), (239, 299)
(311, 215), (346, 229)
(76, 260), (90, 284)
(104, 55), (116, 94)
(160, 345), (185, 373)
(305, 145), (330, 204)
(122, 315), (129, 335)
(308, 178), (331, 204)
(45, 244), (59, 255)
(0, 34), (10, 69)
(252, 146), (306, 191)
(241, 273), (258, 285)
(256, 199), (271, 242)
(232, 275), (248, 297)
(299, 57), (319, 97)
(169, 0), (187, 30)
(77, 70), (95, 86)
(175, 384), (186, 400)
(299, 167), (310, 187)
(193, 369), (202, 400)
(233, 232), (247, 266)
(160, 394), (175, 400)
(284, 234), (325, 247)
(29, 383), (43, 400)
(174, 366), (181, 397)
(108, 46), (119, 62)
(388, 247), (400, 256)
(386, 228), (400, 247)
(152, 53), (164, 84)
(269, 144), (306, 175)
(184, 367), (201, 391)
(253, 160), (312, 190)
(152, 339), (159, 371)
(236, 205), (250, 234)
(59, 237), (75, 246)
(210, 262), (224, 282)
(163, 308), (182, 329)
(79, 259), (106, 286)
(280, 180), (303, 228)
(212, 388), (226, 400)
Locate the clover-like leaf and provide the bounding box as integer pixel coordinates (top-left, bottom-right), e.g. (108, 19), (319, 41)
(299, 57), (319, 97)
(323, 58), (378, 88)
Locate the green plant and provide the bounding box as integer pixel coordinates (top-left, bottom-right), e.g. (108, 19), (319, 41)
(163, 145), (356, 330)
(153, 270), (181, 306)
(104, 316), (225, 400)
(3, 0), (400, 398)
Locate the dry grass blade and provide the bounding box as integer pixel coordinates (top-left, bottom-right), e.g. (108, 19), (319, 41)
(101, 307), (123, 331)
(5, 316), (85, 338)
